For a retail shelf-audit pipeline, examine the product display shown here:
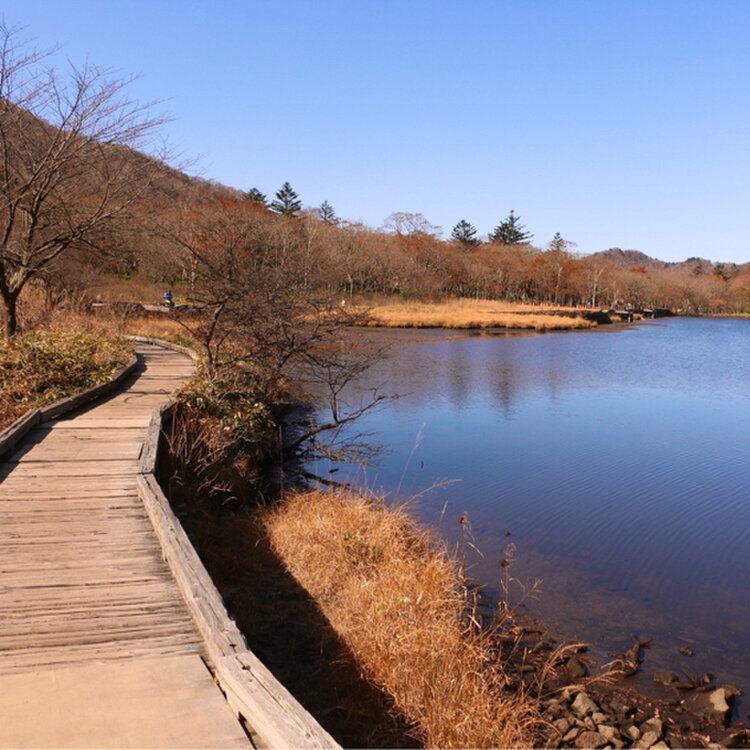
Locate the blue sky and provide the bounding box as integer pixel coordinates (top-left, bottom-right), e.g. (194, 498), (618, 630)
(3, 1), (750, 263)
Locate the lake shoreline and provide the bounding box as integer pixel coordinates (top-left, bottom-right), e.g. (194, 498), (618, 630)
(313, 316), (750, 746)
(347, 298), (645, 331)
(255, 487), (748, 747)
(503, 603), (747, 747)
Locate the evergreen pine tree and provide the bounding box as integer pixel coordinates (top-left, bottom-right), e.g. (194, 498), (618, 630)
(245, 187), (267, 204)
(270, 181), (302, 216)
(451, 219), (480, 247)
(319, 200), (337, 224)
(549, 231), (568, 253)
(489, 210), (533, 244)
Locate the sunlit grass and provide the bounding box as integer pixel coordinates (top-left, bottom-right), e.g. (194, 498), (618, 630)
(124, 313), (198, 348)
(264, 489), (541, 748)
(353, 298), (595, 331)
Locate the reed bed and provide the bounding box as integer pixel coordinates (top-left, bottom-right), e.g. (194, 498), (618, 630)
(0, 317), (133, 430)
(264, 489), (541, 748)
(353, 299), (595, 331)
(125, 313), (195, 344)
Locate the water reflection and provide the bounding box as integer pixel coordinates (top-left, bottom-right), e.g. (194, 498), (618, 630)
(324, 320), (750, 695)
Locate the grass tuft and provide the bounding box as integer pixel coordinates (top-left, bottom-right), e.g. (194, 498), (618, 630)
(264, 489), (541, 748)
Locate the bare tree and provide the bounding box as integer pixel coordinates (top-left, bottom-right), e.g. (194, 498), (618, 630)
(0, 23), (165, 335)
(160, 198), (394, 481)
(383, 211), (442, 238)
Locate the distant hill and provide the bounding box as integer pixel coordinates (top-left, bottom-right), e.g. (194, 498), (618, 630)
(591, 248), (670, 270)
(591, 248), (749, 274)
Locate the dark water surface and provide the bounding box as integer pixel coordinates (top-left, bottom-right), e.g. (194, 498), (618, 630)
(316, 318), (750, 695)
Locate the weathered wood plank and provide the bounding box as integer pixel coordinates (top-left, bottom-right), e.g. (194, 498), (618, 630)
(137, 473), (339, 748)
(0, 409), (41, 457)
(139, 402), (173, 474)
(0, 339), (337, 749)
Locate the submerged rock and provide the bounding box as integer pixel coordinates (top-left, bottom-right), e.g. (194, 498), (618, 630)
(654, 670), (680, 686)
(688, 687), (735, 726)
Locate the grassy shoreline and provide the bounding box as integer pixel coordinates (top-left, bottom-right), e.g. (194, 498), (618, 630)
(352, 298), (597, 331)
(264, 489), (541, 747)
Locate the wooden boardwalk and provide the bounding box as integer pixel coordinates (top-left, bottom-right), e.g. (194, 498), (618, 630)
(0, 343), (252, 748)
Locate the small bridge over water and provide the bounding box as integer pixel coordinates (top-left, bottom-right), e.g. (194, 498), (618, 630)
(0, 342), (335, 748)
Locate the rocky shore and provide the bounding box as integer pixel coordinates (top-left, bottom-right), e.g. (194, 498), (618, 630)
(500, 624), (748, 748)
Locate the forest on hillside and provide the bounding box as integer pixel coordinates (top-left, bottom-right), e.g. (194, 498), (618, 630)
(1, 17), (749, 342)
(52, 193), (750, 318)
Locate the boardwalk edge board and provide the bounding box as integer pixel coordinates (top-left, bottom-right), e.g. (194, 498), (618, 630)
(136, 343), (339, 750)
(0, 356), (139, 459)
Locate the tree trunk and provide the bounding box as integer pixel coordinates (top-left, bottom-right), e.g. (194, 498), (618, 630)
(1, 284), (20, 337)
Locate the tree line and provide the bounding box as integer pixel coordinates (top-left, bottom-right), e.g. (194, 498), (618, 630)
(234, 183), (750, 315)
(2, 18), (750, 345)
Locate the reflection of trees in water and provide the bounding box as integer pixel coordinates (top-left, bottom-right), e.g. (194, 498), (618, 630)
(543, 350), (563, 404)
(489, 363), (520, 418)
(446, 342), (471, 408)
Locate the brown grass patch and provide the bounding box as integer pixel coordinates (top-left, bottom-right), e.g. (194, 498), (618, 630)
(0, 316), (134, 430)
(264, 489), (541, 748)
(352, 299), (595, 331)
(124, 313), (196, 344)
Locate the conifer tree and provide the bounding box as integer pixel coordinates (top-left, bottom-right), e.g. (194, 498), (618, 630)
(319, 200), (337, 224)
(549, 231), (571, 253)
(451, 219), (480, 247)
(245, 187), (267, 204)
(489, 210), (533, 244)
(270, 181), (301, 216)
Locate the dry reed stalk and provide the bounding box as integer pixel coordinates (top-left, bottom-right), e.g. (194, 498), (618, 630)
(125, 314), (193, 341)
(351, 300), (594, 331)
(264, 489), (541, 748)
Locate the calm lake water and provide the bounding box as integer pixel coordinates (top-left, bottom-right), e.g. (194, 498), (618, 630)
(315, 317), (750, 698)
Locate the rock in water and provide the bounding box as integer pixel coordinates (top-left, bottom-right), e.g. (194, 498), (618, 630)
(653, 670), (679, 686)
(566, 656), (589, 679)
(688, 687), (735, 726)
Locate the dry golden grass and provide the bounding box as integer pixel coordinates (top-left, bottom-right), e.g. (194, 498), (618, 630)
(0, 314), (134, 430)
(352, 298), (595, 331)
(124, 313), (195, 343)
(264, 489), (541, 748)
